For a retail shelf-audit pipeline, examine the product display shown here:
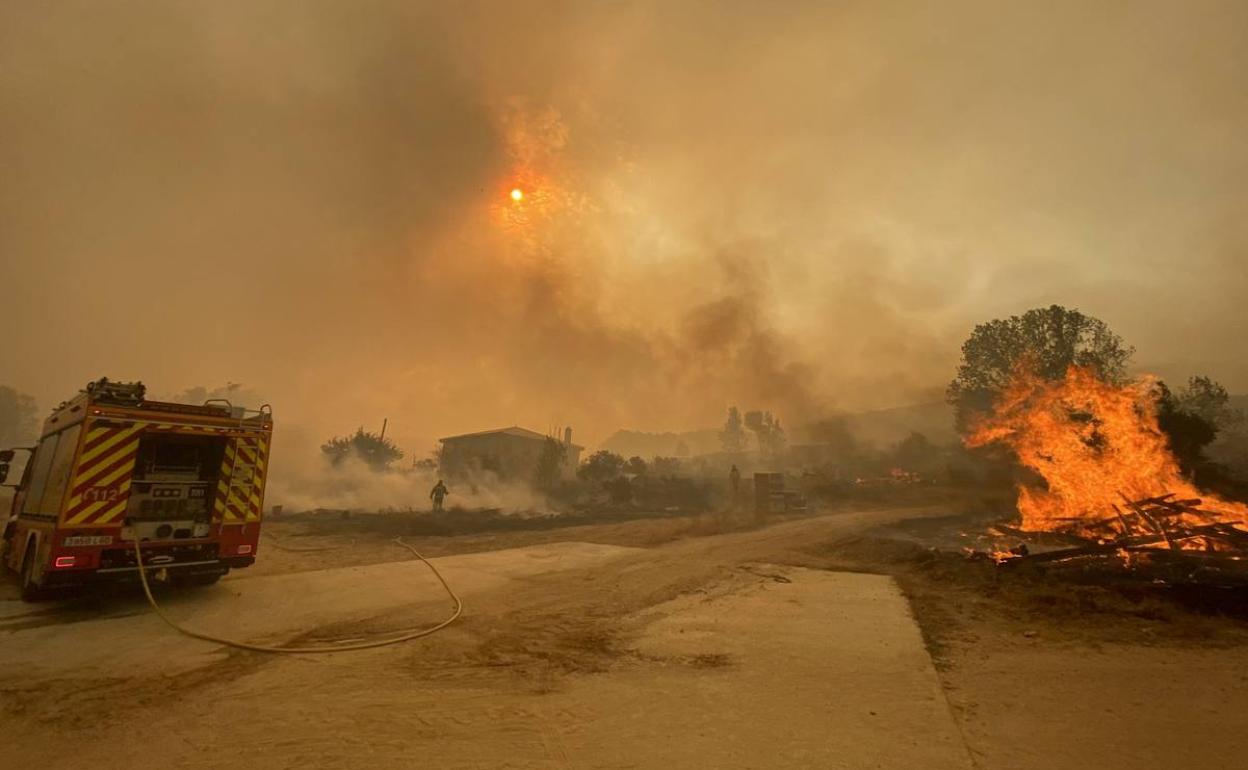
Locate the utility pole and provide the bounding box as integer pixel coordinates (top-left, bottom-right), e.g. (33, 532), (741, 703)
(379, 418), (388, 441)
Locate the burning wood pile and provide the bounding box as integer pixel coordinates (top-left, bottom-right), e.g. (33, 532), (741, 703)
(963, 364), (1248, 584)
(987, 492), (1248, 567)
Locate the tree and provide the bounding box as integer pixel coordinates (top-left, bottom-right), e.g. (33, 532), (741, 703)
(720, 407), (747, 453)
(744, 410), (786, 456)
(578, 450), (625, 483)
(534, 437), (567, 490)
(947, 305), (1135, 432)
(1176, 376), (1232, 426)
(413, 446), (439, 472)
(625, 456), (648, 476)
(651, 456), (682, 477)
(891, 432), (942, 474)
(321, 427), (404, 471)
(807, 416), (858, 461)
(1209, 411), (1248, 484)
(606, 476), (634, 504)
(1156, 376), (1232, 476)
(0, 385), (38, 446)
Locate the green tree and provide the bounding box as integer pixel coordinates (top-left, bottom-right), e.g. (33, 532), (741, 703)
(1176, 376), (1232, 426)
(1209, 412), (1248, 484)
(947, 305), (1135, 433)
(321, 427), (404, 471)
(0, 385), (38, 447)
(1156, 376), (1232, 475)
(578, 450), (625, 483)
(720, 407), (747, 453)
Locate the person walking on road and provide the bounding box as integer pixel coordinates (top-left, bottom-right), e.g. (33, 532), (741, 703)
(430, 479), (449, 512)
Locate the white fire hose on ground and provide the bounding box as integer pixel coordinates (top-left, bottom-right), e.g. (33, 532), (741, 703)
(132, 536), (463, 654)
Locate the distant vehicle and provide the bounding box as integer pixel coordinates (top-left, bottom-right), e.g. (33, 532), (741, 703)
(1, 378), (273, 601)
(753, 472), (807, 514)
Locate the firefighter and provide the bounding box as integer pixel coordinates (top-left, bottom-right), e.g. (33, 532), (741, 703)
(429, 479), (449, 512)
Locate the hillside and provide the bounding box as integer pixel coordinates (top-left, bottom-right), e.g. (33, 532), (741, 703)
(599, 401), (958, 458)
(841, 401), (957, 448)
(598, 428), (721, 458)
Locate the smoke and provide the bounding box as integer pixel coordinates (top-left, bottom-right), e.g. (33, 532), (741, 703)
(4, 0), (1248, 472)
(264, 453), (548, 515)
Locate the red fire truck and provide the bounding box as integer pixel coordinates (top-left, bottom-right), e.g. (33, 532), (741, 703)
(1, 379), (273, 600)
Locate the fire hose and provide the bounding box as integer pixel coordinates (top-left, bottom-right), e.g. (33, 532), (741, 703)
(132, 536), (463, 653)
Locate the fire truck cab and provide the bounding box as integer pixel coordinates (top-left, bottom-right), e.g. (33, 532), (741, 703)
(1, 378), (273, 601)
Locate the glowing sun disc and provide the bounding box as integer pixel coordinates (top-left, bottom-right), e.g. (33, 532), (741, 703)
(510, 188), (524, 201)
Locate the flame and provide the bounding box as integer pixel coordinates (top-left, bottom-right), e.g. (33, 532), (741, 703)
(965, 363), (1247, 539)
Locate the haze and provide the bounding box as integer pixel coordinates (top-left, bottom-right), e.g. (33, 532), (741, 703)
(3, 0), (1246, 458)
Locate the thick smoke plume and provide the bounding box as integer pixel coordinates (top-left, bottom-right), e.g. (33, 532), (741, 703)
(4, 1), (1247, 472)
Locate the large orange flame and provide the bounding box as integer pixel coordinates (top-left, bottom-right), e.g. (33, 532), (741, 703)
(965, 363), (1247, 538)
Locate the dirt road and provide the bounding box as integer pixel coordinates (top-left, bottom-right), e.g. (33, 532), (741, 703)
(3, 505), (1247, 769)
(2, 506), (966, 769)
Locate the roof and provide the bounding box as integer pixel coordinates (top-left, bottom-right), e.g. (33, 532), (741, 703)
(438, 425), (585, 450)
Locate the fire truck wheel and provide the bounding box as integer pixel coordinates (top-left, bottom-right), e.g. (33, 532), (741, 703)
(19, 543), (48, 602)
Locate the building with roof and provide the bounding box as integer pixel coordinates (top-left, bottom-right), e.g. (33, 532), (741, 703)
(437, 426), (583, 484)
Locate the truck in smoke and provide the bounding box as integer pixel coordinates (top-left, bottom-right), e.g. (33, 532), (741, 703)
(0, 378), (273, 600)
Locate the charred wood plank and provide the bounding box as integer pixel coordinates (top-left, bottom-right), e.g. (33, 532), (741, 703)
(1111, 504), (1138, 538)
(993, 523), (1097, 547)
(997, 544), (1119, 564)
(1121, 493), (1181, 550)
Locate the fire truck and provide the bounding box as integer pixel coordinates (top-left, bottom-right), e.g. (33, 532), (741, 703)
(1, 379), (273, 600)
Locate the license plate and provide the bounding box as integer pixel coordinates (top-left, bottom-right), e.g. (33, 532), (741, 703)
(62, 535), (114, 547)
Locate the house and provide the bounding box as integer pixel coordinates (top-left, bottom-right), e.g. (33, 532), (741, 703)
(437, 426), (583, 483)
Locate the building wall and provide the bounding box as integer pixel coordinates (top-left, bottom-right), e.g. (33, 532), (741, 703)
(440, 434), (580, 483)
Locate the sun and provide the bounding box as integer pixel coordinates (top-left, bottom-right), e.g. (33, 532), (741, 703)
(510, 188), (524, 202)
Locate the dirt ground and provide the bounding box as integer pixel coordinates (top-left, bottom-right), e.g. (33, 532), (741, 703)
(3, 501), (1248, 768)
(813, 520), (1248, 770)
